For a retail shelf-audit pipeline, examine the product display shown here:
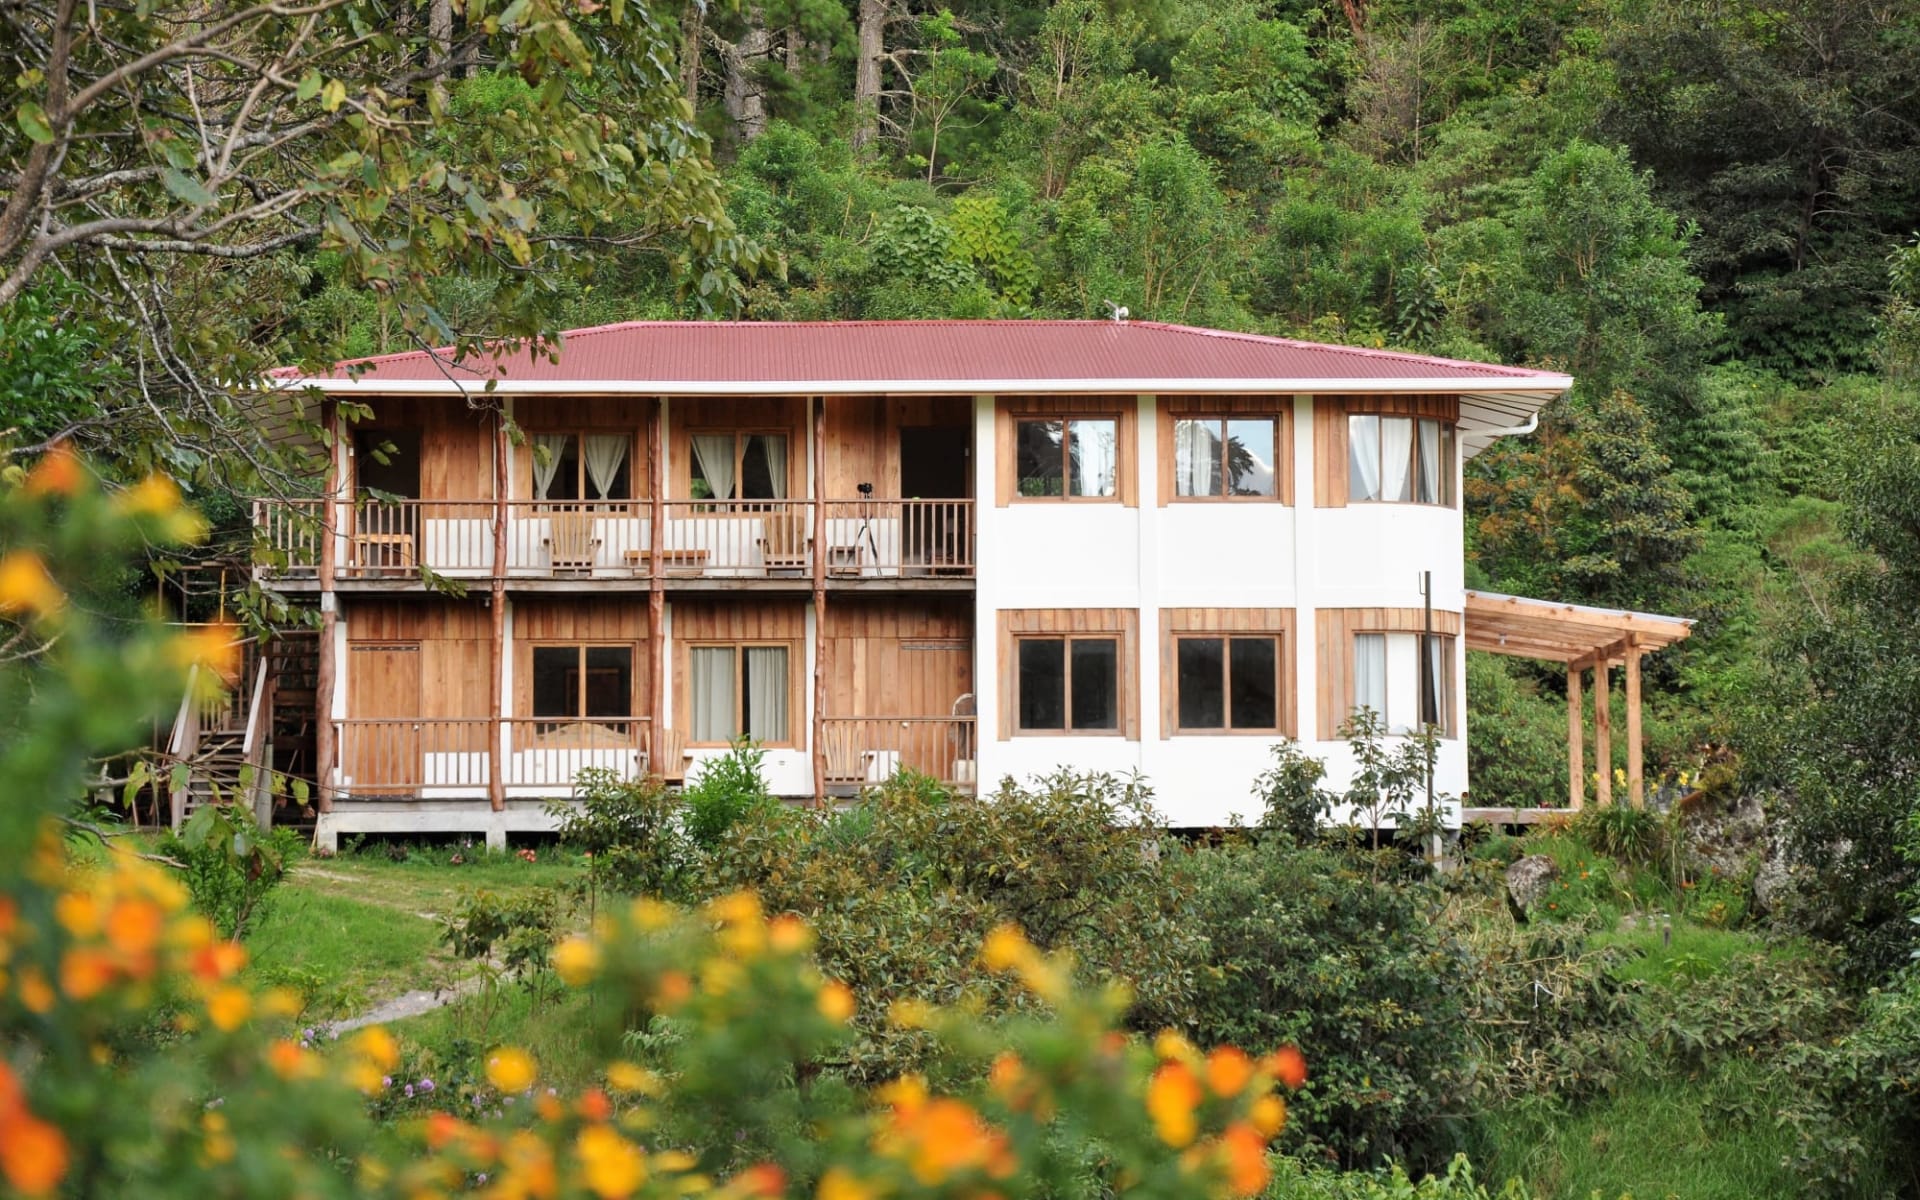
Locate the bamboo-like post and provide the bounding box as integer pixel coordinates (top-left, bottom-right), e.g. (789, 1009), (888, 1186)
(314, 399), (339, 813)
(1594, 660), (1612, 807)
(488, 407), (508, 812)
(648, 398), (665, 779)
(1625, 644), (1644, 809)
(1566, 663), (1584, 811)
(811, 396), (828, 809)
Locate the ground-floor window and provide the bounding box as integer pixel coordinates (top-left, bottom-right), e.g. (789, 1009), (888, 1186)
(1173, 634), (1282, 732)
(1351, 632), (1452, 735)
(688, 644), (790, 744)
(530, 644), (634, 732)
(1016, 635), (1119, 732)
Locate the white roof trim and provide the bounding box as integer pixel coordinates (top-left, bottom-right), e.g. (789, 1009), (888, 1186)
(273, 375), (1572, 398)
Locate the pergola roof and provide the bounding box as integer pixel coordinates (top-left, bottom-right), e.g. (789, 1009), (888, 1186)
(1464, 590), (1692, 666)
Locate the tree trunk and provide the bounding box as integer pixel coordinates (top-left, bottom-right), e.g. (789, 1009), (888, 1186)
(680, 2), (704, 107)
(722, 6), (769, 141)
(853, 0), (885, 150)
(429, 0), (451, 63)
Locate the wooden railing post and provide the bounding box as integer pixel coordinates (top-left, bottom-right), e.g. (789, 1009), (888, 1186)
(1625, 642), (1644, 809)
(1566, 663), (1584, 812)
(314, 399), (339, 814)
(648, 398), (666, 781)
(1594, 660), (1612, 808)
(812, 397), (828, 808)
(489, 406), (508, 812)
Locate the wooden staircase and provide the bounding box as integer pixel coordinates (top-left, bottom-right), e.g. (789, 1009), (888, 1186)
(164, 629), (321, 830)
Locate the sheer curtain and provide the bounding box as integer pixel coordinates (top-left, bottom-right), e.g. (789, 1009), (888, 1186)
(1422, 634), (1446, 730)
(745, 647), (788, 741)
(757, 436), (788, 499)
(1173, 419), (1217, 496)
(1070, 419), (1117, 496)
(1353, 633), (1386, 720)
(1380, 418), (1414, 502)
(1416, 420), (1441, 504)
(690, 435), (735, 501)
(583, 435), (628, 500)
(689, 647), (734, 742)
(1347, 416), (1381, 501)
(532, 433), (570, 500)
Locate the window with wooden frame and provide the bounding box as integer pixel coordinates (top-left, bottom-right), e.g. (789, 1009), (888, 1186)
(1170, 416), (1279, 498)
(1014, 634), (1121, 733)
(1014, 417), (1120, 499)
(687, 431), (791, 501)
(1350, 632), (1454, 735)
(529, 644), (635, 732)
(528, 432), (633, 505)
(1346, 415), (1454, 505)
(1172, 634), (1284, 732)
(686, 643), (791, 744)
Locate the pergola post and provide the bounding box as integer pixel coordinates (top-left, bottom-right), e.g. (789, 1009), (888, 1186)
(1593, 660), (1612, 807)
(1625, 644), (1644, 809)
(1566, 664), (1584, 811)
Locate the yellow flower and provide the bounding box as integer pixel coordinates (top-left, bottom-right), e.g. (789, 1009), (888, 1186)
(345, 1062), (386, 1095)
(707, 892), (762, 926)
(54, 891), (101, 938)
(553, 936), (602, 987)
(577, 1125), (647, 1199)
(486, 1046), (537, 1093)
(206, 985), (252, 1032)
(1146, 1062), (1202, 1148)
(18, 969), (54, 1014)
(169, 624), (242, 683)
(1154, 1029), (1198, 1065)
(888, 999), (934, 1029)
(1205, 1046), (1254, 1098)
(768, 914), (813, 953)
(816, 981), (856, 1024)
(1249, 1095), (1288, 1138)
(816, 1167), (875, 1200)
(0, 552), (65, 620)
(980, 924), (1033, 972)
(105, 898), (164, 957)
(200, 1112), (236, 1165)
(630, 898), (676, 930)
(354, 1026), (400, 1071)
(605, 1061), (657, 1095)
(116, 473), (184, 516)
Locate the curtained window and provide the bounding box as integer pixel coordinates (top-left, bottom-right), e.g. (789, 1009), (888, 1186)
(530, 432), (632, 503)
(1172, 416), (1278, 498)
(1349, 632), (1453, 736)
(689, 432), (789, 501)
(688, 643), (790, 743)
(1015, 417), (1120, 498)
(1173, 635), (1281, 731)
(1016, 635), (1120, 732)
(1347, 416), (1454, 505)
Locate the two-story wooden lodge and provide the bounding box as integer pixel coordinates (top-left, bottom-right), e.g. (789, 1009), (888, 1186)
(244, 318), (1671, 850)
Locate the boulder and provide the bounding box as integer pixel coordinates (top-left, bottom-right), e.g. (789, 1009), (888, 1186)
(1504, 853), (1561, 916)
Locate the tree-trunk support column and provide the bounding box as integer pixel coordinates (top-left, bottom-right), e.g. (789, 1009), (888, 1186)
(648, 399), (665, 780)
(488, 407), (508, 813)
(314, 398), (339, 814)
(1594, 660), (1612, 807)
(1625, 643), (1644, 809)
(811, 396), (828, 809)
(1566, 663), (1584, 812)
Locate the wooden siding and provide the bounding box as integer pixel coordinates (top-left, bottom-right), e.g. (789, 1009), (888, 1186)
(1155, 397), (1294, 506)
(512, 598), (651, 717)
(994, 397), (1139, 507)
(514, 398), (653, 499)
(1314, 607), (1463, 739)
(349, 397), (495, 501)
(1158, 608), (1297, 738)
(1310, 395), (1461, 508)
(345, 600), (490, 718)
(669, 598), (807, 747)
(823, 598), (973, 718)
(822, 396), (972, 497)
(669, 397), (807, 498)
(995, 608), (1140, 739)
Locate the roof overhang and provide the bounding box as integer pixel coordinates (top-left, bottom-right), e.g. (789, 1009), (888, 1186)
(270, 376), (1571, 399)
(1465, 590), (1692, 667)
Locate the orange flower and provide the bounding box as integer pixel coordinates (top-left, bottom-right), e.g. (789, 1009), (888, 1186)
(169, 624), (242, 684)
(0, 551), (65, 620)
(189, 939), (247, 982)
(1205, 1046), (1254, 1098)
(768, 914), (812, 953)
(816, 1167), (874, 1200)
(577, 1088), (613, 1123)
(817, 981), (856, 1024)
(59, 947), (116, 1001)
(980, 924), (1033, 972)
(105, 898), (164, 957)
(0, 1109), (69, 1196)
(552, 936), (602, 987)
(1269, 1045), (1308, 1091)
(18, 969), (55, 1014)
(206, 985), (252, 1032)
(1146, 1062), (1202, 1148)
(577, 1125), (647, 1198)
(654, 970), (693, 1011)
(1250, 1094), (1287, 1138)
(23, 444), (85, 497)
(895, 1100), (1009, 1185)
(1219, 1123), (1271, 1196)
(425, 1112), (466, 1150)
(266, 1039), (315, 1081)
(735, 1163), (787, 1197)
(486, 1046), (537, 1093)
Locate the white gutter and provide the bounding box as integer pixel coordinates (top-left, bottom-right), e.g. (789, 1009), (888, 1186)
(272, 375), (1573, 398)
(1464, 411), (1539, 440)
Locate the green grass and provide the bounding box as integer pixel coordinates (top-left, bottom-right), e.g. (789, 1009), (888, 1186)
(395, 985), (604, 1092)
(1592, 924), (1815, 989)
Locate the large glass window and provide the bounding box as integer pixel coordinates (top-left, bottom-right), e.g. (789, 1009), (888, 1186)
(530, 433), (632, 502)
(1175, 636), (1280, 731)
(1172, 417), (1278, 498)
(688, 644), (790, 743)
(1351, 632), (1452, 735)
(1016, 418), (1118, 498)
(689, 432), (789, 501)
(1347, 415), (1453, 504)
(1016, 635), (1120, 732)
(531, 645), (633, 727)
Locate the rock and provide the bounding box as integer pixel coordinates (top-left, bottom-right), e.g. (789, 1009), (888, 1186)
(1505, 854), (1561, 916)
(1678, 788), (1795, 915)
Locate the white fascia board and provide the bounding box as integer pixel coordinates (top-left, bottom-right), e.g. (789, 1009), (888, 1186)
(272, 376), (1573, 399)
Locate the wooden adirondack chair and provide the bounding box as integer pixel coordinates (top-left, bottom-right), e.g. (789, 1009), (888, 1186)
(544, 511), (599, 575)
(757, 507), (812, 575)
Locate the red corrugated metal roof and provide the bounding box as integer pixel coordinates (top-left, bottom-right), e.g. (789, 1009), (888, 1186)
(273, 320), (1568, 390)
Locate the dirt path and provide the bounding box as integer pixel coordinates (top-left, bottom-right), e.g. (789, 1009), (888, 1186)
(323, 975), (489, 1035)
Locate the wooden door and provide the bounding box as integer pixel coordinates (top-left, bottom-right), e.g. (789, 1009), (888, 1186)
(345, 643), (421, 793)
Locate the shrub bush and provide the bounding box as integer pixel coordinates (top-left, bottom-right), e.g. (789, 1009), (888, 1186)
(680, 736), (777, 849)
(550, 768), (689, 905)
(157, 798), (304, 941)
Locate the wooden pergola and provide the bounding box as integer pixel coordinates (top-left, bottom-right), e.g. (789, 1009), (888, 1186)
(1464, 591), (1693, 810)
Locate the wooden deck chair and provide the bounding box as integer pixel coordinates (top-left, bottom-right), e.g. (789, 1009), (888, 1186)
(758, 508), (812, 575)
(655, 725), (691, 785)
(544, 511), (599, 575)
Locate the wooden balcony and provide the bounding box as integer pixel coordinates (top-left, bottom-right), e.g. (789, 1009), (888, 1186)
(334, 717), (652, 795)
(822, 716), (978, 793)
(253, 498), (976, 589)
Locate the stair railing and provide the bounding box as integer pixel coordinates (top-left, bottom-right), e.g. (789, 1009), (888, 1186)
(239, 658), (273, 829)
(166, 664), (201, 831)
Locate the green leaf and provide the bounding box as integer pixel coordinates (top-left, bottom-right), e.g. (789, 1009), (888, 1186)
(320, 78), (346, 112)
(16, 100), (53, 144)
(296, 70), (322, 101)
(161, 168), (218, 207)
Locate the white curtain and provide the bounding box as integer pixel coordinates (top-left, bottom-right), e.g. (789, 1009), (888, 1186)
(1423, 634), (1447, 730)
(1173, 419), (1216, 496)
(757, 435), (788, 499)
(583, 434), (628, 500)
(745, 647), (788, 741)
(1380, 417), (1414, 502)
(689, 647), (735, 742)
(690, 435), (735, 501)
(1347, 416), (1381, 501)
(532, 433), (570, 500)
(1071, 419), (1117, 496)
(1353, 633), (1386, 721)
(1417, 419), (1441, 505)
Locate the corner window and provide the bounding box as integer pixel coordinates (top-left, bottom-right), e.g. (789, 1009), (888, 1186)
(1016, 635), (1119, 732)
(1172, 417), (1278, 498)
(688, 643), (790, 743)
(1347, 416), (1453, 504)
(531, 433), (632, 502)
(531, 645), (634, 727)
(1016, 418), (1118, 498)
(1175, 635), (1281, 731)
(1352, 632), (1452, 735)
(689, 432), (789, 501)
